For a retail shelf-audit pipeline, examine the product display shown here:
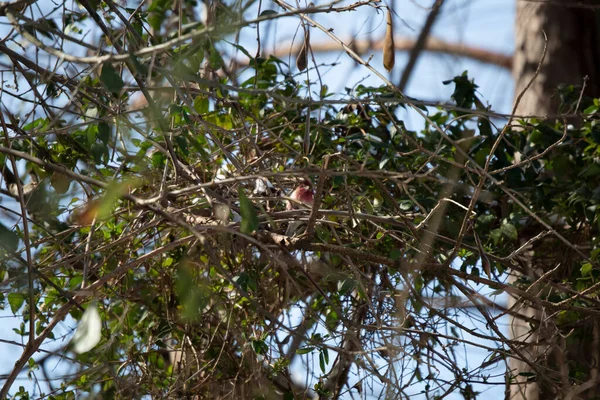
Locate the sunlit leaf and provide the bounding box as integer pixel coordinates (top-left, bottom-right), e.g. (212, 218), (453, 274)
(71, 302), (102, 354)
(7, 292), (25, 314)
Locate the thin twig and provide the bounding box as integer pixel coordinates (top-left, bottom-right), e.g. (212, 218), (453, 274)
(398, 0), (444, 91)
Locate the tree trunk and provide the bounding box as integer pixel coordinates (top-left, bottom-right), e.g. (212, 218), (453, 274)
(510, 1), (600, 399)
(513, 0), (600, 116)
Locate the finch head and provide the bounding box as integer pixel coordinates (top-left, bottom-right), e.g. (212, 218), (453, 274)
(286, 183), (314, 210)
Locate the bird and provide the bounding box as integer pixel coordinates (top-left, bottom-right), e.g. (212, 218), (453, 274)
(285, 181), (314, 236)
(286, 181), (314, 210)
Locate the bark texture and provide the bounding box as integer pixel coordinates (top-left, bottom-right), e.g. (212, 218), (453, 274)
(513, 0), (600, 116)
(510, 1), (600, 399)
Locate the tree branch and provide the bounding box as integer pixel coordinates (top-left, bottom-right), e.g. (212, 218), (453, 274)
(258, 36), (511, 70)
(398, 0), (444, 91)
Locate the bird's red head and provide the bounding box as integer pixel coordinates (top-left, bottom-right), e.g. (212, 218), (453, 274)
(287, 181), (314, 210)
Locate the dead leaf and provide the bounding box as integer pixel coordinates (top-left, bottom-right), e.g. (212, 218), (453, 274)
(383, 9), (395, 72)
(296, 27), (310, 71)
(73, 200), (100, 226)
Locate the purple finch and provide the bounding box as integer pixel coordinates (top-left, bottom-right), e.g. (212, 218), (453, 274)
(286, 182), (314, 210)
(285, 182), (314, 237)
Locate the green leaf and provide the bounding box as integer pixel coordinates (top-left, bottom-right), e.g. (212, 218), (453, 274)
(100, 64), (124, 95)
(252, 338), (268, 355)
(174, 135), (189, 155)
(163, 257), (174, 267)
(22, 118), (47, 131)
(147, 0), (171, 30)
(51, 172), (72, 194)
(208, 46), (224, 70)
(325, 309), (339, 330)
(97, 122), (110, 145)
(69, 275), (83, 290)
(296, 346), (314, 355)
(226, 40), (253, 61)
(193, 96), (209, 114)
(0, 222), (19, 253)
(581, 262), (593, 277)
(319, 351), (326, 373)
(238, 188), (258, 234)
(320, 84), (329, 98)
(8, 292), (25, 314)
(337, 278), (355, 295)
(176, 263), (210, 321)
(90, 141), (109, 164)
(500, 223), (518, 241)
(490, 228), (502, 245)
(389, 249), (401, 261)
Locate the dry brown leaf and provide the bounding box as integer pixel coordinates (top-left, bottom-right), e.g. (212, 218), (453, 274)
(73, 200), (100, 226)
(296, 28), (310, 71)
(383, 9), (395, 72)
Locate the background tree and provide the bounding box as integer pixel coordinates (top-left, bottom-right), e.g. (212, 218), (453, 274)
(510, 1), (600, 399)
(1, 1), (600, 399)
